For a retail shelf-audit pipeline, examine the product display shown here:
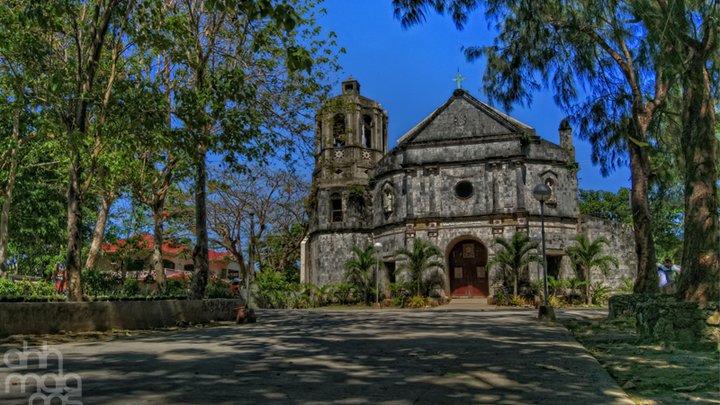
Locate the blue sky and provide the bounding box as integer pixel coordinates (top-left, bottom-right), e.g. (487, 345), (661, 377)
(317, 1), (632, 193)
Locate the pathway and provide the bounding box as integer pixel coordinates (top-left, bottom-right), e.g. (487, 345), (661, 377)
(1, 309), (630, 405)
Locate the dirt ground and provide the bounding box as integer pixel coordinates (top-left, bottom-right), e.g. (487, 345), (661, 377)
(564, 316), (719, 405)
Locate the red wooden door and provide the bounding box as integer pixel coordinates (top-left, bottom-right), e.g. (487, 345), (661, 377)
(449, 241), (489, 297)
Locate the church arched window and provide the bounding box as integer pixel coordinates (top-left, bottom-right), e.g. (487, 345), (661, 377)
(330, 193), (343, 223)
(362, 115), (372, 148)
(333, 114), (346, 147)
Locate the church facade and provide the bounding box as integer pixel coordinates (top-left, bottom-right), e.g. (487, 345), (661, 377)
(300, 77), (636, 299)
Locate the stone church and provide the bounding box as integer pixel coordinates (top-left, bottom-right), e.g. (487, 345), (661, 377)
(300, 77), (636, 299)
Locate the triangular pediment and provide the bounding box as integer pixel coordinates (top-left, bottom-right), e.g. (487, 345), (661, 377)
(397, 91), (535, 146)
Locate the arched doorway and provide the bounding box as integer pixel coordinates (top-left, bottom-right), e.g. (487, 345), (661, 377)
(448, 239), (489, 297)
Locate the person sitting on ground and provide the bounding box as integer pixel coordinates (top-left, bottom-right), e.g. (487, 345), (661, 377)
(230, 278), (242, 299)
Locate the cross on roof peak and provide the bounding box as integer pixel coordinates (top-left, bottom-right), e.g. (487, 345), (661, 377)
(452, 72), (465, 90)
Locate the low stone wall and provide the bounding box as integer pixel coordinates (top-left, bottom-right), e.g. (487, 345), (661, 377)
(609, 294), (719, 345)
(0, 299), (246, 338)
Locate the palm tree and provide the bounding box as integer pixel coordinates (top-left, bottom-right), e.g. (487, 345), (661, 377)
(344, 245), (376, 305)
(488, 232), (540, 298)
(394, 239), (444, 297)
(566, 235), (619, 305)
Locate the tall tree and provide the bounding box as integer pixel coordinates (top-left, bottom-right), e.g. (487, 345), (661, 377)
(487, 231), (539, 298)
(394, 238), (445, 297)
(392, 0), (668, 295)
(566, 235), (619, 305)
(21, 0), (133, 301)
(138, 0), (334, 299)
(631, 0), (719, 302)
(579, 188), (633, 224)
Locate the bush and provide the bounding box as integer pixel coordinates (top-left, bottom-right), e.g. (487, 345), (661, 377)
(254, 271), (292, 308)
(590, 282), (613, 306)
(205, 278), (231, 299)
(548, 295), (561, 307)
(508, 295), (525, 306)
(617, 277), (634, 294)
(122, 278), (141, 295)
(83, 268), (123, 297)
(166, 277), (190, 295)
(494, 289), (509, 306)
(405, 296), (428, 308)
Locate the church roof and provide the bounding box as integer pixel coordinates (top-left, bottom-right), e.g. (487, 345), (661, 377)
(396, 90), (536, 146)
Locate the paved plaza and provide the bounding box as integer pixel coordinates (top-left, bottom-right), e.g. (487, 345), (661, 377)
(1, 308), (633, 405)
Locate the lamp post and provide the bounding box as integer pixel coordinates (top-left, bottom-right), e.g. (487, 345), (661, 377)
(532, 234), (543, 305)
(373, 242), (383, 309)
(532, 184), (552, 307)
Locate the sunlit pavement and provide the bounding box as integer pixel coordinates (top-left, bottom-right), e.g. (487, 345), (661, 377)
(1, 309), (632, 405)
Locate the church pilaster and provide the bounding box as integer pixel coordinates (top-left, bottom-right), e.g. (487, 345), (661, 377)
(514, 161), (526, 212)
(427, 167), (438, 215)
(492, 163), (500, 213)
(406, 169), (416, 218)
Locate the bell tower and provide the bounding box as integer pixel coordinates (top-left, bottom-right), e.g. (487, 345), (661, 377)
(312, 77), (388, 230)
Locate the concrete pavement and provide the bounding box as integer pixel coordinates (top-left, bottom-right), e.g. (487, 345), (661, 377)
(1, 308), (630, 405)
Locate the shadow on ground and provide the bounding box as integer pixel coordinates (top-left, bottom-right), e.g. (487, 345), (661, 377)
(1, 309), (632, 405)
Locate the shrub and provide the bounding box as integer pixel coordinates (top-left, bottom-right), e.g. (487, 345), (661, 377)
(83, 268), (123, 297)
(508, 295), (525, 306)
(547, 295), (561, 307)
(617, 277), (634, 294)
(122, 278), (141, 295)
(255, 271), (292, 308)
(590, 282), (612, 306)
(405, 296), (428, 308)
(205, 278), (231, 299)
(166, 277), (190, 294)
(332, 283), (354, 305)
(494, 289), (509, 306)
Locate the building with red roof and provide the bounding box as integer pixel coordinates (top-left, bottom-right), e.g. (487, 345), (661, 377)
(100, 234), (240, 280)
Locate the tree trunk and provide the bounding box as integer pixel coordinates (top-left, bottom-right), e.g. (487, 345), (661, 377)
(586, 267), (591, 306)
(152, 204), (167, 290)
(627, 118), (660, 295)
(189, 145), (209, 299)
(66, 155), (85, 302)
(0, 106), (20, 275)
(513, 275), (517, 298)
(85, 192), (114, 269)
(677, 59), (719, 302)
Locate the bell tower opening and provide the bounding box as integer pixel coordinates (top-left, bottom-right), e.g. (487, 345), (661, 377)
(342, 75), (360, 94)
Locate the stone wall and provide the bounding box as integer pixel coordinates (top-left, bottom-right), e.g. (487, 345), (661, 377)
(0, 299), (246, 337)
(580, 215), (637, 289)
(609, 294), (719, 345)
(307, 232), (373, 286)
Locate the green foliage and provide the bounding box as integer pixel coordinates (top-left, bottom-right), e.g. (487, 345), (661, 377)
(205, 278), (231, 299)
(255, 270), (293, 309)
(122, 278), (141, 296)
(405, 296), (428, 309)
(347, 184), (366, 200)
(617, 277), (634, 295)
(82, 268), (123, 298)
(493, 289), (509, 306)
(0, 278), (66, 302)
(546, 276), (570, 296)
(508, 295), (525, 307)
(165, 277), (190, 295)
(566, 235), (619, 305)
(488, 232), (539, 297)
(332, 283), (354, 305)
(388, 275), (415, 306)
(590, 282), (613, 306)
(547, 295), (561, 307)
(579, 188), (632, 224)
(394, 239), (444, 297)
(344, 245), (377, 305)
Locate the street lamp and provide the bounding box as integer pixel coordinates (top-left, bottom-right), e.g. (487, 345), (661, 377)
(533, 184), (552, 308)
(532, 234), (543, 305)
(373, 242), (383, 309)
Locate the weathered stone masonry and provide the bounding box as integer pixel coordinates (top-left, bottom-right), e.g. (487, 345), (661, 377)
(302, 78), (637, 299)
